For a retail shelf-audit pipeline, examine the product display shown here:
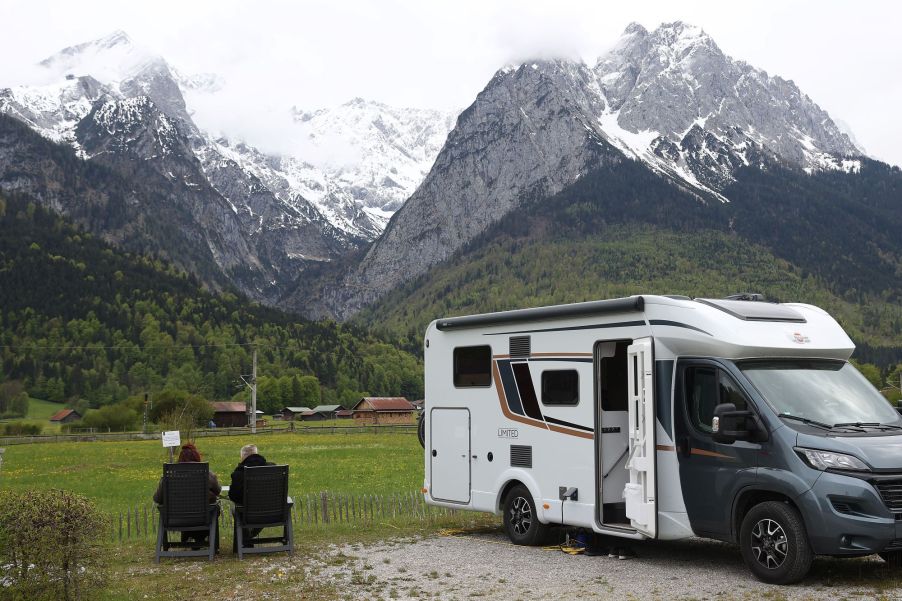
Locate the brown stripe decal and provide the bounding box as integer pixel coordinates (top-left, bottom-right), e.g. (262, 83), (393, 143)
(547, 422), (594, 440)
(655, 444), (676, 452)
(492, 361), (592, 439)
(690, 448), (734, 459)
(492, 361), (548, 430)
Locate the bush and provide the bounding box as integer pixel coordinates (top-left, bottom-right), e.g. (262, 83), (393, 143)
(0, 489), (108, 600)
(0, 380), (28, 417)
(149, 390), (213, 430)
(1, 421), (43, 435)
(81, 404), (140, 432)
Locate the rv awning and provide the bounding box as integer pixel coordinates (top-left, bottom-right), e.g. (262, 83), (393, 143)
(435, 296), (645, 331)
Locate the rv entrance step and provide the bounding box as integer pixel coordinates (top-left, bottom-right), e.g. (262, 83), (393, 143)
(602, 502), (630, 525)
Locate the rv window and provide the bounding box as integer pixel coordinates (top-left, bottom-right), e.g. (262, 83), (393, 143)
(685, 367), (749, 433)
(453, 346), (492, 387)
(541, 370), (579, 406)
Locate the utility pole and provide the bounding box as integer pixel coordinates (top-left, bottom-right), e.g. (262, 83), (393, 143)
(251, 348), (258, 434)
(239, 347), (259, 434)
(143, 392), (149, 434)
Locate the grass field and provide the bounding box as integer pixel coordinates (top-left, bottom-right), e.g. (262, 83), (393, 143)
(0, 396), (66, 433)
(0, 431), (423, 511)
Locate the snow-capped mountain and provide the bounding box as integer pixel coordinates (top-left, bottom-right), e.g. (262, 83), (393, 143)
(594, 22), (860, 192)
(292, 99), (456, 214)
(0, 31), (432, 240)
(0, 30), (454, 300)
(310, 21), (869, 318)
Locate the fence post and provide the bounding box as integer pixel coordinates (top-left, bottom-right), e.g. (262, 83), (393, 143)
(320, 492), (329, 524)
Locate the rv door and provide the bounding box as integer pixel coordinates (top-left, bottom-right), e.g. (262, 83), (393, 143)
(625, 338), (656, 537)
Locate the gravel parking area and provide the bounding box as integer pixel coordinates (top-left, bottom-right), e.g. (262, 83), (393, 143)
(317, 528), (902, 600)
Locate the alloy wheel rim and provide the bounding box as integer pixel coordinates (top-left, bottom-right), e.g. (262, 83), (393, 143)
(751, 518), (789, 570)
(510, 496), (532, 535)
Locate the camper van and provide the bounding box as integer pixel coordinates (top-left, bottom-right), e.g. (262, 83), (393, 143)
(421, 295), (902, 584)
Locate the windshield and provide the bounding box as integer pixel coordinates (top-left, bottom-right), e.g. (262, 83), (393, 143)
(739, 360), (901, 427)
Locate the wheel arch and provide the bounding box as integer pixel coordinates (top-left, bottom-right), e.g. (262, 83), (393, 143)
(495, 471), (543, 517)
(732, 488), (805, 543)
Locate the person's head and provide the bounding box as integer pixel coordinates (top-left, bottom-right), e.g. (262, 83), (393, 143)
(240, 444), (258, 461)
(178, 443), (202, 463)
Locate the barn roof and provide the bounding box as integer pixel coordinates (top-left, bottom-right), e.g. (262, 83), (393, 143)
(353, 397), (416, 411)
(210, 402), (247, 413)
(310, 405), (342, 413)
(49, 409), (79, 422)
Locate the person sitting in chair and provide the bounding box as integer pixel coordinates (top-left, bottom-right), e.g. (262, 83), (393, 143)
(153, 443), (221, 546)
(229, 444), (271, 544)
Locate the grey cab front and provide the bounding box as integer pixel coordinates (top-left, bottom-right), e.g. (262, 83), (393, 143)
(675, 357), (902, 583)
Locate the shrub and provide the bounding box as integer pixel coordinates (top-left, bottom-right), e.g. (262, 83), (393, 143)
(81, 405), (140, 432)
(1, 421), (43, 436)
(0, 489), (108, 600)
(149, 390), (213, 430)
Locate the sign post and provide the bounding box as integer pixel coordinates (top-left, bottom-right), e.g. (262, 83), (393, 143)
(162, 430), (181, 463)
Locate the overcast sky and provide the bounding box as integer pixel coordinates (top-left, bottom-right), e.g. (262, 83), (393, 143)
(2, 0), (900, 166)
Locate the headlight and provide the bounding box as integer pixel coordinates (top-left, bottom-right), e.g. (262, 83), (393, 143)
(795, 448), (869, 471)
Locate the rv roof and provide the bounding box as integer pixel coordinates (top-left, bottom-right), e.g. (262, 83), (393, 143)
(435, 296), (644, 331)
(694, 298), (806, 323)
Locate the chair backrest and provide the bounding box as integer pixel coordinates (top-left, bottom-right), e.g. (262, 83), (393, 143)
(160, 462), (210, 528)
(242, 465), (289, 524)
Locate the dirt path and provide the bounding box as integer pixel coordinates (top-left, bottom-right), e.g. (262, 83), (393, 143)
(315, 529), (902, 600)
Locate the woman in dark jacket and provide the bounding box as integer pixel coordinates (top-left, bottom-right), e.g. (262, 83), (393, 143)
(153, 443), (221, 547)
(153, 443), (222, 504)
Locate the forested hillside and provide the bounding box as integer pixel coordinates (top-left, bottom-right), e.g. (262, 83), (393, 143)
(0, 193), (422, 417)
(359, 159), (902, 369)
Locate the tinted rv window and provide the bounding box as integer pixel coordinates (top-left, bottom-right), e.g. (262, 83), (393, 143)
(542, 370), (579, 406)
(453, 346), (492, 387)
(685, 367), (749, 433)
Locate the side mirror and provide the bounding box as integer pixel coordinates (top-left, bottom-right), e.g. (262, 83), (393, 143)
(712, 403), (757, 444)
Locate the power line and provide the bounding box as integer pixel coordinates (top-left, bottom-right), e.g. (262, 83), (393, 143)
(0, 341), (262, 351)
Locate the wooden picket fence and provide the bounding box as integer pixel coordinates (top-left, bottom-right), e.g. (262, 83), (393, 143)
(111, 490), (459, 543)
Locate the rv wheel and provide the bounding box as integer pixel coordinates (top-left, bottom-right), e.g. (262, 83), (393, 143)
(880, 551), (902, 568)
(417, 413), (425, 448)
(739, 501), (812, 585)
(503, 484), (549, 546)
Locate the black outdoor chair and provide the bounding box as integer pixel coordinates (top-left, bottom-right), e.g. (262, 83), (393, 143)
(231, 465), (293, 559)
(154, 462), (219, 562)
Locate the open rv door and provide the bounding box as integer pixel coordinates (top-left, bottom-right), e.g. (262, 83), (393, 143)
(625, 337), (656, 537)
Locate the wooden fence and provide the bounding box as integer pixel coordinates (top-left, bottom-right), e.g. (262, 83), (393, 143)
(0, 424), (415, 446)
(111, 490), (458, 543)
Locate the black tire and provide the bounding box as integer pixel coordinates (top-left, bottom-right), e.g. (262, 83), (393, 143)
(880, 551), (902, 568)
(739, 501), (813, 584)
(417, 412), (425, 448)
(502, 484), (549, 546)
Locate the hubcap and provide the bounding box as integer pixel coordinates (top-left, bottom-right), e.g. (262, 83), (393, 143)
(509, 496), (532, 535)
(751, 518), (789, 570)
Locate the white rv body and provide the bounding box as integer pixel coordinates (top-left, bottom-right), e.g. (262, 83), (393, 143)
(422, 295), (855, 541)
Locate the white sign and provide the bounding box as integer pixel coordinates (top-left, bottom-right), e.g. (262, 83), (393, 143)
(161, 430), (181, 448)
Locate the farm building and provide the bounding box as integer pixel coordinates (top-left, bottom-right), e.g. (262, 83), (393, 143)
(281, 406), (310, 421)
(336, 409), (353, 419)
(211, 402), (249, 428)
(298, 404), (342, 421)
(49, 409), (81, 424)
(351, 397), (417, 425)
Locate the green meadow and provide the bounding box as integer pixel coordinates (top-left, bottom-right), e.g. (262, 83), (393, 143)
(0, 431), (423, 512)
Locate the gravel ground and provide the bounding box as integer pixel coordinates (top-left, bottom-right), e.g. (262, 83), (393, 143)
(314, 528), (902, 600)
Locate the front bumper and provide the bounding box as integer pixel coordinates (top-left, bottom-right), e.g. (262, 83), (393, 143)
(798, 471), (902, 555)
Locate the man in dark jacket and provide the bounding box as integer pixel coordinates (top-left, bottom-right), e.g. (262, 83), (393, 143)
(229, 444), (271, 544)
(228, 444), (270, 503)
